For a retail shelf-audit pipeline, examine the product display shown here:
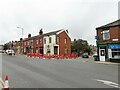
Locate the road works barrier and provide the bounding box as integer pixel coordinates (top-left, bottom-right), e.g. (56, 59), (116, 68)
(27, 53), (78, 59)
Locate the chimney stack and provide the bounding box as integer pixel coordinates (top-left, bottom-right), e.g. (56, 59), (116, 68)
(39, 28), (43, 35)
(28, 34), (31, 38)
(66, 29), (69, 34)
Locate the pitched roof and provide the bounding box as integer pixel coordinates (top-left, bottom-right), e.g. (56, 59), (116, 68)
(23, 29), (62, 40)
(96, 19), (120, 30)
(43, 29), (62, 36)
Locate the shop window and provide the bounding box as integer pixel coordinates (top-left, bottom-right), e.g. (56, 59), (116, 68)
(111, 49), (120, 58)
(102, 30), (110, 40)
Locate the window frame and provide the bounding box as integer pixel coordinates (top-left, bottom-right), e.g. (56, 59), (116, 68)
(36, 39), (38, 45)
(40, 38), (42, 44)
(64, 38), (67, 44)
(111, 49), (120, 59)
(102, 30), (110, 40)
(44, 38), (46, 44)
(49, 37), (52, 43)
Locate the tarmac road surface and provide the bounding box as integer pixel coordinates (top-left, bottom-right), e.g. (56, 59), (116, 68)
(2, 54), (119, 88)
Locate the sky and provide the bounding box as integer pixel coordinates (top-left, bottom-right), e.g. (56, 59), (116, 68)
(0, 0), (119, 45)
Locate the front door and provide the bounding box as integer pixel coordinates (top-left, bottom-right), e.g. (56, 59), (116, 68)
(54, 46), (58, 54)
(99, 49), (105, 61)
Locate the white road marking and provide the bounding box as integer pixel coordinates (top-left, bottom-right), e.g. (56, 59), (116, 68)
(0, 77), (4, 89)
(93, 79), (120, 88)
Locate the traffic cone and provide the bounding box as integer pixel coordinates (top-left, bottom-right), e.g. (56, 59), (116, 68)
(4, 75), (9, 90)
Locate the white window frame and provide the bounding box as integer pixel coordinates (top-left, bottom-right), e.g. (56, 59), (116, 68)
(40, 38), (42, 44)
(102, 30), (110, 40)
(49, 37), (52, 43)
(44, 38), (46, 44)
(57, 36), (59, 44)
(36, 48), (38, 53)
(65, 38), (67, 44)
(36, 39), (38, 45)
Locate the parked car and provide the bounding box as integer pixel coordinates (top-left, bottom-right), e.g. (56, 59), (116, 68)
(0, 50), (2, 53)
(0, 50), (5, 53)
(93, 53), (98, 61)
(82, 53), (89, 58)
(6, 50), (15, 55)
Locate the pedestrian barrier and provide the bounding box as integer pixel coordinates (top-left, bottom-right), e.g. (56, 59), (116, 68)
(4, 75), (9, 90)
(26, 53), (78, 59)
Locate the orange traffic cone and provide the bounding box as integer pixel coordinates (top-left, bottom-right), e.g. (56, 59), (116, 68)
(4, 75), (9, 90)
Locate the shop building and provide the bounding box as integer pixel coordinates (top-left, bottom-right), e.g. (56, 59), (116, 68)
(96, 19), (120, 62)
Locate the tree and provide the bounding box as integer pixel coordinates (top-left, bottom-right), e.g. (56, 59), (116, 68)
(71, 39), (92, 56)
(3, 44), (9, 50)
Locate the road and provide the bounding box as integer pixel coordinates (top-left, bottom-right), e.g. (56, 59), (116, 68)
(2, 54), (119, 88)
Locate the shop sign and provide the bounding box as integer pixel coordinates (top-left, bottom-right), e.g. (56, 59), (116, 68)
(109, 45), (120, 49)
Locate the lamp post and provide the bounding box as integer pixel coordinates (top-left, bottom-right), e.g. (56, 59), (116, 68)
(17, 27), (24, 39)
(17, 27), (24, 54)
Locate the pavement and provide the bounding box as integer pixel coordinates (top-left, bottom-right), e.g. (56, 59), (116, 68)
(2, 54), (119, 88)
(94, 61), (119, 65)
(78, 56), (120, 65)
(0, 53), (4, 89)
(0, 77), (4, 89)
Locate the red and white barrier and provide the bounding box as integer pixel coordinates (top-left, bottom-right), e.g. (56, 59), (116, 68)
(26, 53), (78, 59)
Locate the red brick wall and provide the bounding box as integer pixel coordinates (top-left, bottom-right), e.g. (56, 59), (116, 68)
(118, 26), (120, 41)
(33, 38), (36, 53)
(57, 31), (71, 55)
(97, 26), (120, 43)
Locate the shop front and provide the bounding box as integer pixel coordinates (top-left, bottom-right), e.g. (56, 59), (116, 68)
(108, 43), (120, 62)
(98, 43), (120, 62)
(98, 44), (108, 62)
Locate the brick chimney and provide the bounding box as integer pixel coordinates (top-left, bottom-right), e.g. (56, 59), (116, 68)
(28, 34), (31, 38)
(39, 28), (43, 35)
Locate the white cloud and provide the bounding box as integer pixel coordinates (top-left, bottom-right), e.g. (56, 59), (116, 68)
(0, 0), (119, 45)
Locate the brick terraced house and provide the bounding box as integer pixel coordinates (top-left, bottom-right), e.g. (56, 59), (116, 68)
(18, 29), (71, 55)
(96, 19), (120, 62)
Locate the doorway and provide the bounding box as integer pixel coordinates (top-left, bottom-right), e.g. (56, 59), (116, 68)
(99, 49), (105, 61)
(54, 46), (58, 55)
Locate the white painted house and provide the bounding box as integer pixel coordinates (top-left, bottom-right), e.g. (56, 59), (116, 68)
(43, 31), (60, 55)
(43, 29), (71, 55)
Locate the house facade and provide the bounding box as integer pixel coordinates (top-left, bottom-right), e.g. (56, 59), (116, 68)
(23, 30), (44, 54)
(96, 19), (120, 62)
(17, 29), (71, 55)
(43, 29), (71, 55)
(0, 45), (3, 50)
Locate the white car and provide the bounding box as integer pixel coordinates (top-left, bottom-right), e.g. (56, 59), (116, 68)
(6, 50), (15, 55)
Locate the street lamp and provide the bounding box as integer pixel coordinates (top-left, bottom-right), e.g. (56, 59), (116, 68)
(17, 27), (24, 39)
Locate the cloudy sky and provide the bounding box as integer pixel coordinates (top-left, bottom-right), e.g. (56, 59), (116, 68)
(0, 0), (119, 45)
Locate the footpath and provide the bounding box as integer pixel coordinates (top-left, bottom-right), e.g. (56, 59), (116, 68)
(94, 61), (119, 65)
(85, 56), (119, 65)
(0, 77), (4, 89)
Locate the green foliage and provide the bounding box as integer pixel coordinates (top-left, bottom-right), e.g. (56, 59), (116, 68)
(3, 44), (9, 50)
(71, 39), (92, 56)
